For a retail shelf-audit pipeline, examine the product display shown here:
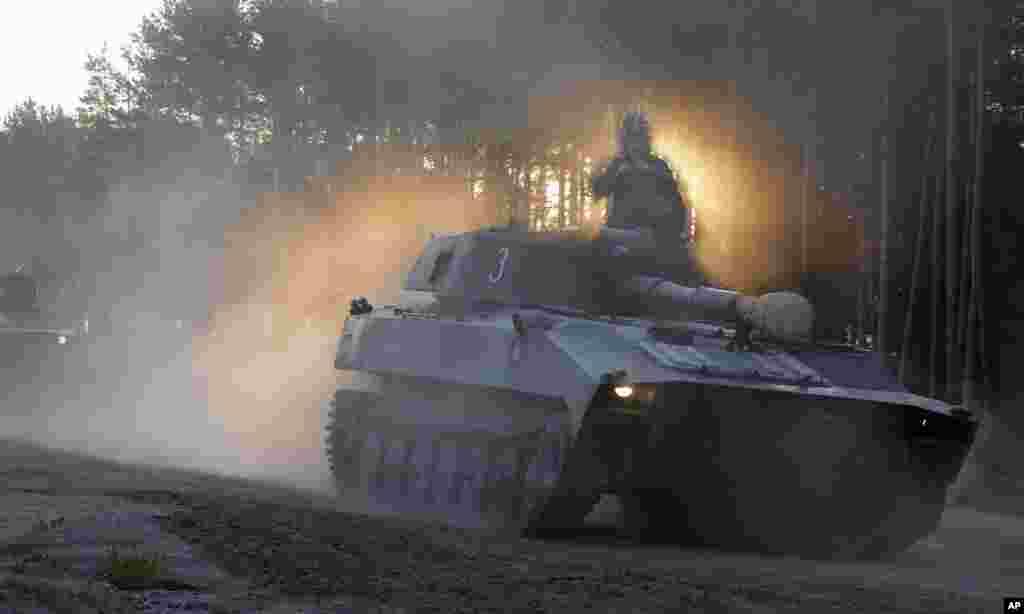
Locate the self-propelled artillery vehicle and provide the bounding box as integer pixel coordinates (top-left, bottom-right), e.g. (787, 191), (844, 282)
(324, 224), (978, 559)
(1, 268), (84, 410)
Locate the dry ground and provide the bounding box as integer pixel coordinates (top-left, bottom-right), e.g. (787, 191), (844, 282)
(0, 436), (1016, 613)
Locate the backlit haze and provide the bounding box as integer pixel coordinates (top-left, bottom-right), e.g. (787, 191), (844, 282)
(1, 1), (818, 501)
(0, 1), (163, 115)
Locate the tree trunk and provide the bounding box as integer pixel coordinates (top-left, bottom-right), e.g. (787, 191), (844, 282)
(899, 111), (937, 387)
(964, 11), (987, 407)
(800, 144), (810, 280)
(520, 158), (529, 228)
(525, 161), (535, 231)
(950, 8), (992, 504)
(558, 143), (567, 229)
(572, 151), (580, 227)
(944, 0), (961, 402)
(879, 129), (890, 359)
(929, 159), (944, 396)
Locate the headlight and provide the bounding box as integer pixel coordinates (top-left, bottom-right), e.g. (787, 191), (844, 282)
(597, 370), (656, 416)
(604, 369), (634, 398)
(614, 384), (635, 399)
(57, 335), (68, 345)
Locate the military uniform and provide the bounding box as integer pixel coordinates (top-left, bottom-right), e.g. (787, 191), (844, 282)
(591, 112), (698, 286)
(592, 154), (689, 247)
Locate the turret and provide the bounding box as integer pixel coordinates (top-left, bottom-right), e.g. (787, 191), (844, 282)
(396, 225), (814, 344)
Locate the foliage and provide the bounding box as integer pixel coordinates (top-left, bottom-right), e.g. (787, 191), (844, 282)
(0, 99), (80, 220)
(124, 0), (264, 150)
(3, 98), (72, 139)
(3, 0), (1023, 235)
(103, 544), (168, 590)
(988, 10), (1024, 126)
(76, 46), (146, 132)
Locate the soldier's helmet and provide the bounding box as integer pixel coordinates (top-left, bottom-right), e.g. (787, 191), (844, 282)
(619, 111), (652, 156)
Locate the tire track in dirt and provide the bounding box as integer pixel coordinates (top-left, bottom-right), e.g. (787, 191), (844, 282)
(121, 489), (995, 613)
(0, 437), (1008, 613)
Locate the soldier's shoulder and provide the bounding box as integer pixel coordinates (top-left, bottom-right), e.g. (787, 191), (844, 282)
(651, 156), (675, 173)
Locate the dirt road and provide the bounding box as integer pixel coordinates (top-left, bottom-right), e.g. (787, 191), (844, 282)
(0, 436), (1015, 613)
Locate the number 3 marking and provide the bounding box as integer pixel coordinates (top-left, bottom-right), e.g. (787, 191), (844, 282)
(488, 247), (510, 284)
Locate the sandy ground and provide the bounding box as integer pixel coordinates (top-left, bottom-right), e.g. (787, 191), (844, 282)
(0, 437), (350, 613)
(0, 436), (1019, 613)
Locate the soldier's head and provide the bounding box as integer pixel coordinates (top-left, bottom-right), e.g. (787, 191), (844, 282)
(619, 111), (652, 159)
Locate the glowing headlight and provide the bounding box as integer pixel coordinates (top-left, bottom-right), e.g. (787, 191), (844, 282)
(57, 335), (68, 345)
(613, 385), (635, 399)
(604, 369), (634, 399)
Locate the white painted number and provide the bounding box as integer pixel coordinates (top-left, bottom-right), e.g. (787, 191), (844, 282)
(488, 247), (510, 284)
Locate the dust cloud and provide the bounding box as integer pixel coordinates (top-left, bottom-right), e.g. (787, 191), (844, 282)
(1, 138), (492, 496)
(1, 0), (829, 496)
(193, 171), (491, 491)
(1, 77), (814, 498)
(3, 139), (258, 484)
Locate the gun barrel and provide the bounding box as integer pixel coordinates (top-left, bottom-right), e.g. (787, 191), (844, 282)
(619, 276), (814, 341)
(619, 276), (740, 321)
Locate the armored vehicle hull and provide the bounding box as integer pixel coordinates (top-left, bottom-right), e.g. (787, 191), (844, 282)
(1, 271), (83, 414)
(325, 227), (977, 559)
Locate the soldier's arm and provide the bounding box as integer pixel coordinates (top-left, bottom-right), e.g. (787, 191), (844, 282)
(591, 157), (623, 198)
(653, 158), (685, 208)
(654, 159), (691, 241)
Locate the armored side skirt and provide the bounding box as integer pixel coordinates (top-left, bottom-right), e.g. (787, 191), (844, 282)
(586, 381), (976, 558)
(325, 375), (976, 558)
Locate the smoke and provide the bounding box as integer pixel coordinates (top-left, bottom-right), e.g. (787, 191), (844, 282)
(193, 171), (492, 491)
(2, 133), (502, 495)
(1, 0), (842, 495)
(1, 138), (255, 480)
(0, 209), (49, 270)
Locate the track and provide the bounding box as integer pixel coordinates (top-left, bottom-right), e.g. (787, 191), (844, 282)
(324, 386), (960, 561)
(1, 435), (1016, 613)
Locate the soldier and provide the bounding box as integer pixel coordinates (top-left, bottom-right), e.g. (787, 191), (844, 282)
(591, 112), (699, 292)
(592, 111), (690, 248)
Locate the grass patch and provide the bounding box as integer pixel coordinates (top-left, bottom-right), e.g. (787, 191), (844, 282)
(102, 544), (167, 590)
